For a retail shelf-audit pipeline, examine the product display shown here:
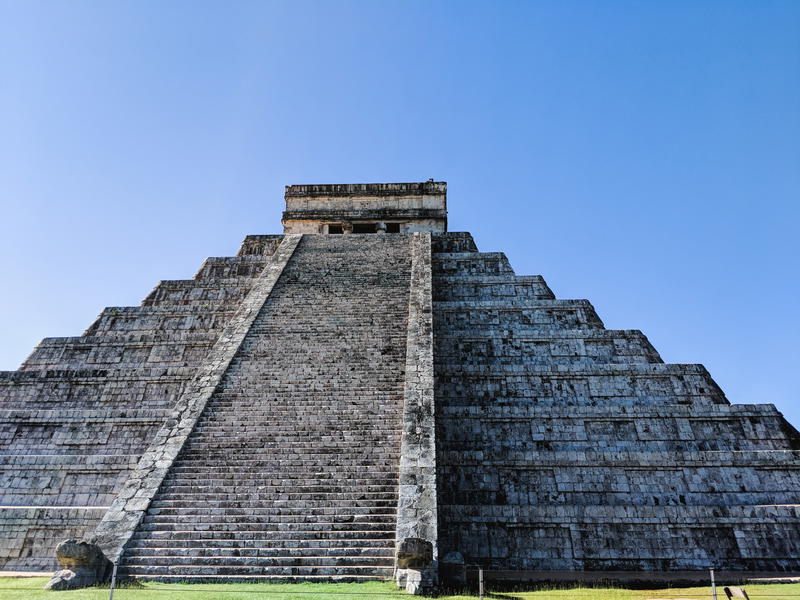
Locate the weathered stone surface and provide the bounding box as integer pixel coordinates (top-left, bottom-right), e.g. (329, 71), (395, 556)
(393, 233), (438, 594)
(440, 551), (466, 587)
(85, 235), (301, 567)
(282, 181), (447, 234)
(397, 537), (434, 569)
(0, 181), (798, 590)
(114, 234), (413, 582)
(44, 539), (111, 590)
(431, 231), (800, 574)
(0, 235), (286, 571)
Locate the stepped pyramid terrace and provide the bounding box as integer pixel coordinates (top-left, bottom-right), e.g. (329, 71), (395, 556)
(1, 180), (799, 593)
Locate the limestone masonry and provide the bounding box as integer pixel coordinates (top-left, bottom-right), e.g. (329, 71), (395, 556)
(1, 181), (799, 592)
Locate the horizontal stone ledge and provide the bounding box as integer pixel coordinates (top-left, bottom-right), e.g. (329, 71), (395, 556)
(438, 404), (776, 417)
(282, 209), (445, 219)
(472, 570), (800, 584)
(149, 276), (261, 286)
(437, 363), (712, 375)
(285, 181), (446, 197)
(0, 408), (170, 418)
(32, 337), (218, 348)
(437, 397), (721, 406)
(91, 308), (235, 320)
(434, 299), (593, 309)
(0, 368), (194, 382)
(439, 504), (800, 518)
(31, 332), (222, 345)
(434, 251), (507, 259)
(436, 327), (604, 338)
(0, 505), (111, 510)
(199, 255), (268, 263)
(432, 274), (546, 280)
(434, 329), (648, 340)
(438, 449), (800, 463)
(0, 453), (141, 459)
(0, 416), (167, 425)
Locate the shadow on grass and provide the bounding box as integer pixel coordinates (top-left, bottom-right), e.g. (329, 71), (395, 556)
(436, 581), (633, 600)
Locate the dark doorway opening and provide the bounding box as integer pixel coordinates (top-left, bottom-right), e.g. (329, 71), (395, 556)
(352, 223), (377, 234)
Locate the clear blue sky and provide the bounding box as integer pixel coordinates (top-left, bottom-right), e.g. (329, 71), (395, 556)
(1, 1), (798, 424)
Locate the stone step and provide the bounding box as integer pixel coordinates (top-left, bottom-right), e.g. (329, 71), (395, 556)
(193, 410), (401, 416)
(122, 555), (393, 568)
(185, 430), (401, 436)
(125, 574), (389, 582)
(165, 462), (397, 470)
(168, 459), (400, 468)
(166, 464), (399, 473)
(172, 449), (400, 457)
(124, 546), (393, 558)
(157, 484), (398, 494)
(193, 407), (403, 414)
(121, 565), (394, 578)
(183, 427), (402, 434)
(188, 387), (405, 395)
(184, 430), (402, 438)
(150, 494), (398, 505)
(181, 438), (401, 445)
(178, 442), (401, 450)
(120, 234), (410, 578)
(188, 424), (400, 430)
(160, 474), (399, 485)
(146, 505), (396, 516)
(129, 529), (396, 541)
(174, 453), (400, 462)
(134, 521), (395, 535)
(150, 492), (397, 508)
(156, 483), (398, 492)
(125, 538), (394, 550)
(142, 513), (396, 525)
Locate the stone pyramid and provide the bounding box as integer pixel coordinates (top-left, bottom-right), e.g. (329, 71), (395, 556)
(1, 181), (798, 593)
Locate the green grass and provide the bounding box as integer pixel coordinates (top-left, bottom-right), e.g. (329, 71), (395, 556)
(0, 578), (799, 600)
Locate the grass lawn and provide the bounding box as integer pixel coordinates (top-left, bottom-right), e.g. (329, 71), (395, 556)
(1, 578), (800, 600)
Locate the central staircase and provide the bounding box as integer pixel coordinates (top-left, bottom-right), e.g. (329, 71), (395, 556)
(118, 235), (412, 580)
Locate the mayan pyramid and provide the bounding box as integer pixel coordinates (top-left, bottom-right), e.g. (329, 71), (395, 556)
(1, 181), (798, 592)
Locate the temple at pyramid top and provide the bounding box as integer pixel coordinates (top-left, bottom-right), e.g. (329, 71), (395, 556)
(281, 180), (447, 234)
